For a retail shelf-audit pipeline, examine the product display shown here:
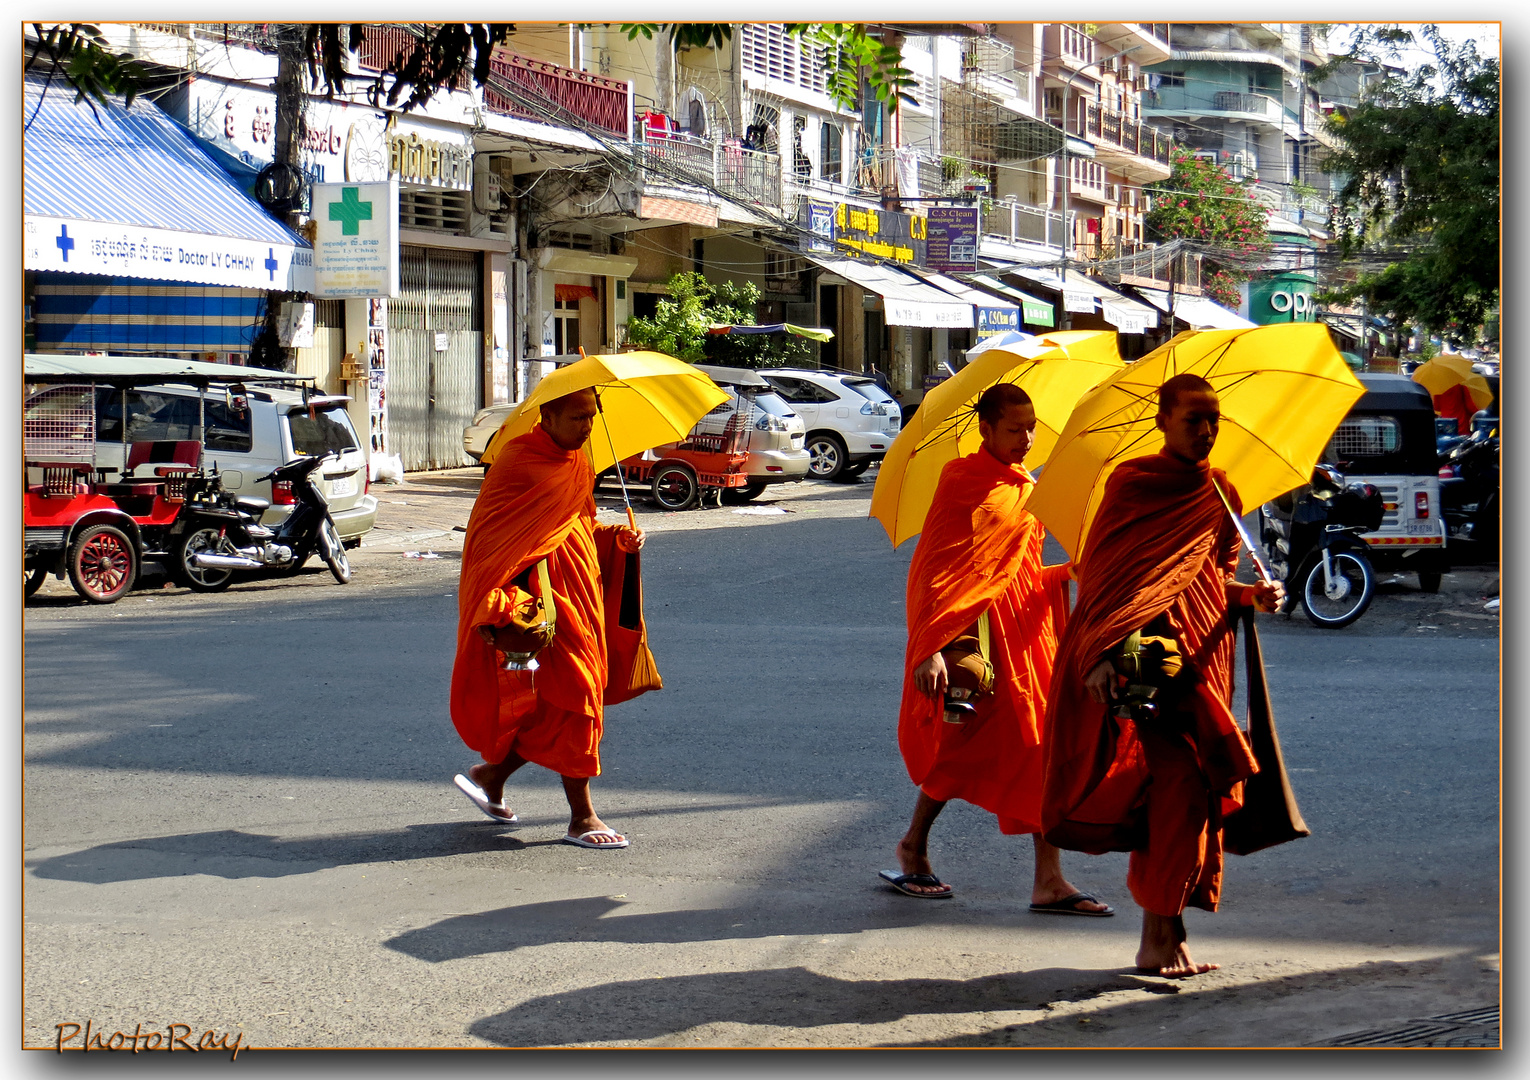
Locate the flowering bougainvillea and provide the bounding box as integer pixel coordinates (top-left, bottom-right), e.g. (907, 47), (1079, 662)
(1146, 148), (1271, 308)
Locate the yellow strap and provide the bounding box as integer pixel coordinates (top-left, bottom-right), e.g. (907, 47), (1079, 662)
(977, 609), (990, 664)
(535, 557), (555, 634)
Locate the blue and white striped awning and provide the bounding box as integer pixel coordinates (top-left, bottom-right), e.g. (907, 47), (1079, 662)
(23, 75), (313, 291)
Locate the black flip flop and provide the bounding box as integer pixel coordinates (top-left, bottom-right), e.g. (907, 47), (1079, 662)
(878, 869), (953, 899)
(1029, 891), (1114, 916)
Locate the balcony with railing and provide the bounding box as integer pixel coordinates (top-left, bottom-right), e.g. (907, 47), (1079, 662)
(480, 51), (631, 139)
(1069, 102), (1173, 166)
(631, 130), (783, 210)
(1097, 239), (1203, 291)
(981, 200), (1074, 251)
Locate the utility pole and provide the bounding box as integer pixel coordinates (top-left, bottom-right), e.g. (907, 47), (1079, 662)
(251, 25), (307, 373)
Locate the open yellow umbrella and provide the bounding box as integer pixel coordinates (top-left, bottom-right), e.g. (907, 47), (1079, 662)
(870, 330), (1125, 547)
(1028, 323), (1365, 559)
(1412, 353), (1494, 412)
(481, 351), (729, 473)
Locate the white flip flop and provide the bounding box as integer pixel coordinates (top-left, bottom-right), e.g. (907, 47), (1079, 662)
(453, 773), (519, 824)
(562, 829), (629, 849)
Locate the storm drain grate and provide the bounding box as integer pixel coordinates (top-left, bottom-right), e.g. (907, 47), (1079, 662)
(1314, 1007), (1499, 1048)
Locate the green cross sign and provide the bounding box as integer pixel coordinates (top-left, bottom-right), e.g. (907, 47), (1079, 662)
(329, 187), (374, 236)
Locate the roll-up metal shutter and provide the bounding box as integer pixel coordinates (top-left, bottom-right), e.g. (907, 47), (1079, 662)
(389, 245), (483, 470)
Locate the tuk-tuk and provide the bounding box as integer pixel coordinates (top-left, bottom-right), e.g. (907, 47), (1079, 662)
(1320, 373), (1449, 589)
(23, 354), (314, 603)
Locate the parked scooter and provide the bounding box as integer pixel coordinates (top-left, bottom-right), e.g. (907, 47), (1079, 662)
(1259, 464), (1385, 629)
(173, 452), (352, 591)
(1439, 425), (1499, 560)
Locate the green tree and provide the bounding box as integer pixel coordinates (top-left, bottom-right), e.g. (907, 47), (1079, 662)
(1144, 149), (1270, 309)
(623, 272), (813, 368)
(1316, 25), (1499, 339)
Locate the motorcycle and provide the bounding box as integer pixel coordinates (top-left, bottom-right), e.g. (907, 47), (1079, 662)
(1438, 425), (1499, 560)
(173, 451), (352, 591)
(1259, 464), (1385, 629)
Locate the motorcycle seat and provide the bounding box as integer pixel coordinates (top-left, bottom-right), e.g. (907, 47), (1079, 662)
(235, 495), (271, 515)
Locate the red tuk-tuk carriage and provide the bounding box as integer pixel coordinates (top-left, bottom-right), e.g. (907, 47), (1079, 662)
(23, 354), (314, 603)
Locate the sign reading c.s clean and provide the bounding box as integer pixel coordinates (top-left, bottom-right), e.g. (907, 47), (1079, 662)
(311, 181), (399, 298)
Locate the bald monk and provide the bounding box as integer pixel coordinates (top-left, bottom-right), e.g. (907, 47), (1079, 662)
(449, 388), (644, 849)
(885, 383), (1112, 915)
(1041, 373), (1283, 975)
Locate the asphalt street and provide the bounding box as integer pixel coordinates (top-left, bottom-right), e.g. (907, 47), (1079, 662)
(21, 471), (1500, 1049)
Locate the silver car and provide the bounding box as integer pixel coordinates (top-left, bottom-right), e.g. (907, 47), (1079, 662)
(760, 368), (901, 480)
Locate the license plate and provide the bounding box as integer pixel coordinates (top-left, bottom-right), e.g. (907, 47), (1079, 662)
(329, 475), (355, 498)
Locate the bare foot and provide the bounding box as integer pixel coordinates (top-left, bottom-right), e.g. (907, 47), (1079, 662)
(1136, 941), (1219, 978)
(1136, 911), (1219, 977)
(893, 836), (951, 896)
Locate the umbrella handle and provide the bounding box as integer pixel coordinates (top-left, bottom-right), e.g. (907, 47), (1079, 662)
(1211, 478), (1275, 586)
(593, 389), (638, 534)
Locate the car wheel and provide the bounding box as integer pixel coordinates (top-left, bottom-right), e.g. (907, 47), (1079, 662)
(836, 460), (871, 481)
(318, 516), (352, 584)
(806, 434), (847, 480)
(651, 463), (699, 511)
(1417, 570), (1443, 594)
(24, 566), (47, 598)
(67, 524), (136, 604)
(176, 526), (238, 592)
(1300, 550), (1375, 629)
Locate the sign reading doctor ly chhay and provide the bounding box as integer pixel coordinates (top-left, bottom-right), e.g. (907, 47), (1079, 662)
(312, 181), (398, 298)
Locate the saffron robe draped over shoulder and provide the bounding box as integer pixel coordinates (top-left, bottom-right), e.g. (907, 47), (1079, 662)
(897, 447), (1072, 834)
(449, 426), (624, 777)
(1041, 453), (1260, 912)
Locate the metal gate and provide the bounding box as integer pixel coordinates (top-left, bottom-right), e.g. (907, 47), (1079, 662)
(388, 245), (483, 470)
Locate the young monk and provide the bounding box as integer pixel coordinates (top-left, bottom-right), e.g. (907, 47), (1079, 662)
(884, 383), (1112, 916)
(1041, 373), (1283, 975)
(449, 388), (644, 849)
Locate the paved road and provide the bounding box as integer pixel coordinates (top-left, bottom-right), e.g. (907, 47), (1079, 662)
(22, 473), (1500, 1049)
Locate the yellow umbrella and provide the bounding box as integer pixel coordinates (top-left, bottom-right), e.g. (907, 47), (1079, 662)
(870, 330), (1125, 547)
(1412, 353), (1494, 412)
(1028, 323), (1365, 559)
(481, 351), (729, 473)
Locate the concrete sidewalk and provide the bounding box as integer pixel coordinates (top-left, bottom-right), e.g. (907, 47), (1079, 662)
(360, 467), (483, 551)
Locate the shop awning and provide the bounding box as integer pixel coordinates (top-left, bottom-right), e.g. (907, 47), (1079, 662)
(1132, 287), (1255, 330)
(806, 256), (972, 328)
(1005, 267), (1158, 333)
(965, 273), (1055, 327)
(905, 268), (1021, 340)
(23, 76), (312, 291)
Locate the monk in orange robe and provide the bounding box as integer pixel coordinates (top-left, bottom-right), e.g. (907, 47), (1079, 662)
(1041, 373), (1283, 975)
(885, 384), (1111, 916)
(1432, 383), (1479, 438)
(449, 388), (644, 849)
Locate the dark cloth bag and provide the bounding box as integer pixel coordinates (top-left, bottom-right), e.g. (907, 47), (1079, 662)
(1223, 608), (1311, 855)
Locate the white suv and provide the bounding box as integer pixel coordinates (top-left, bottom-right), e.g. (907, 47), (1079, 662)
(84, 382), (377, 544)
(760, 369), (901, 481)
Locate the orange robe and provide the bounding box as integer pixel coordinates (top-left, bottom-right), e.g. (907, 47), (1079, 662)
(898, 447), (1073, 835)
(450, 426), (623, 778)
(1041, 453), (1260, 915)
(1432, 384), (1477, 437)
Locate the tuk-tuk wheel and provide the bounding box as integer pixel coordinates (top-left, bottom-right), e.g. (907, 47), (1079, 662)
(67, 524), (137, 604)
(24, 567), (47, 598)
(651, 463), (699, 511)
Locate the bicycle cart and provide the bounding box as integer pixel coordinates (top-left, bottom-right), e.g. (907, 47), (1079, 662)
(620, 407), (752, 511)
